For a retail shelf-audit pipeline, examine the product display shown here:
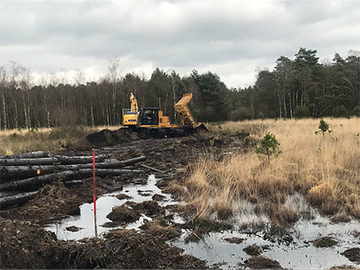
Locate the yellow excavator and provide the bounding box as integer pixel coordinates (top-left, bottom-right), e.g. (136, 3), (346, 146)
(122, 92), (206, 137)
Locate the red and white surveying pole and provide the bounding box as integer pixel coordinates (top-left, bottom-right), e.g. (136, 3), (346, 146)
(92, 149), (98, 238)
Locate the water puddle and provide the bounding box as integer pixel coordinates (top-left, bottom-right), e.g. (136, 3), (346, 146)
(44, 182), (360, 269)
(44, 174), (177, 240)
(171, 203), (360, 269)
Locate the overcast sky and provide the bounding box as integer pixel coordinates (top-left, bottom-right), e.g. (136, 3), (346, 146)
(1, 0), (359, 88)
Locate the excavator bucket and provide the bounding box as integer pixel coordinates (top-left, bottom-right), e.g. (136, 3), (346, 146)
(195, 123), (208, 132)
(174, 93), (207, 132)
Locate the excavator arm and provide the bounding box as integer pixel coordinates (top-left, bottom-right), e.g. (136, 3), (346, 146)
(130, 93), (138, 112)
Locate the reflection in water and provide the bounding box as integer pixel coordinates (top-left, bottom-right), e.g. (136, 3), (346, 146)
(44, 174), (175, 240)
(44, 179), (360, 269)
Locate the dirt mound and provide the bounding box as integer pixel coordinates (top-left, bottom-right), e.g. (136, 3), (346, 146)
(0, 180), (105, 223)
(313, 236), (338, 248)
(0, 218), (59, 269)
(140, 220), (181, 240)
(86, 128), (137, 146)
(0, 217), (207, 269)
(224, 237), (244, 244)
(341, 248), (360, 263)
(243, 244), (262, 256)
(245, 256), (283, 269)
(106, 205), (140, 224)
(132, 200), (165, 216)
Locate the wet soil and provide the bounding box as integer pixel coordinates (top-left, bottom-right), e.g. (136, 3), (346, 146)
(341, 248), (360, 263)
(1, 133), (246, 269)
(0, 217), (207, 269)
(313, 236), (338, 248)
(244, 256), (282, 269)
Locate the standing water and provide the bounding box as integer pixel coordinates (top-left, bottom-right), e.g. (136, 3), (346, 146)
(44, 175), (177, 240)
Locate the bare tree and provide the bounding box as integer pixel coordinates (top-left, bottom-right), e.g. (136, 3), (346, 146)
(106, 57), (120, 125)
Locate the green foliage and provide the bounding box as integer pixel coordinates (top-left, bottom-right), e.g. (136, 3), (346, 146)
(351, 106), (360, 117)
(255, 133), (281, 163)
(316, 119), (331, 135)
(229, 107), (254, 121)
(332, 105), (348, 118)
(294, 106), (310, 118)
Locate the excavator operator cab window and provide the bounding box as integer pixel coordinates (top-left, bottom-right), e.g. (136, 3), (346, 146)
(139, 108), (158, 125)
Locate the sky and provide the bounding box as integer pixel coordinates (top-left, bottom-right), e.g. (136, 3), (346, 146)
(1, 0), (360, 88)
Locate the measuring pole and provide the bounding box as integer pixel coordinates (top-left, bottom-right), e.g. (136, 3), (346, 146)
(92, 149), (98, 238)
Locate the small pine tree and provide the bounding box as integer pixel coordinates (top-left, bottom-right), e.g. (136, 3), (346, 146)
(255, 133), (281, 164)
(316, 119), (331, 136)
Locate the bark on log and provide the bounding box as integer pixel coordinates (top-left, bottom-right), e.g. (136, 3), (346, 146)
(1, 165), (60, 182)
(64, 180), (83, 186)
(0, 157), (59, 166)
(140, 164), (165, 173)
(0, 171), (76, 191)
(1, 156), (146, 181)
(76, 169), (143, 177)
(53, 155), (106, 164)
(0, 168), (143, 191)
(0, 191), (38, 208)
(0, 155), (108, 166)
(0, 151), (48, 159)
(70, 156), (146, 169)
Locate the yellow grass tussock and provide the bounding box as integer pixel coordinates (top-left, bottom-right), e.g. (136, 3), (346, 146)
(186, 117), (360, 222)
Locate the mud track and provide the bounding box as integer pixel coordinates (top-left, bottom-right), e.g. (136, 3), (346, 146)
(1, 132), (250, 269)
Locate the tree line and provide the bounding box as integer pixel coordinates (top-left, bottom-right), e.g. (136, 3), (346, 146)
(0, 48), (359, 130)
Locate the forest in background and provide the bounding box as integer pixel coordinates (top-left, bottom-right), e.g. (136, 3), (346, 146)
(0, 48), (359, 130)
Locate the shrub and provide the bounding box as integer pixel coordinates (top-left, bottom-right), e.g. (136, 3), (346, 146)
(316, 119), (331, 136)
(255, 133), (281, 164)
(294, 106), (310, 118)
(332, 105), (348, 118)
(229, 107), (254, 121)
(351, 106), (360, 117)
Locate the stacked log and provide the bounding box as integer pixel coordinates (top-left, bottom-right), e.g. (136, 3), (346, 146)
(0, 151), (146, 208)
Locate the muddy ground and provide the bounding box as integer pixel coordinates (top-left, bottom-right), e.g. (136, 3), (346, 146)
(0, 130), (252, 269)
(1, 129), (359, 269)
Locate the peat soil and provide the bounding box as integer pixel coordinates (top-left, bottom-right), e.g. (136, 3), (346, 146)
(1, 130), (359, 269)
(0, 131), (251, 269)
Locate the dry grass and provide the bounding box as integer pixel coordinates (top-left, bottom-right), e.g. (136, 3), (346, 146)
(0, 125), (122, 155)
(186, 118), (360, 223)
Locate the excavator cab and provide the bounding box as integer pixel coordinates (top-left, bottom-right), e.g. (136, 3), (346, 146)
(138, 108), (159, 126)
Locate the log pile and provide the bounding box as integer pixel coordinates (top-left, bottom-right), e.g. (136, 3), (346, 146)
(0, 151), (146, 208)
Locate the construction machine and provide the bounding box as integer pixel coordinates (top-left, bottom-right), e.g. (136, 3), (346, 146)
(122, 92), (206, 137)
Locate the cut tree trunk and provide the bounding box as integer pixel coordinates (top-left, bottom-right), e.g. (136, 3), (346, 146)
(1, 156), (146, 181)
(0, 191), (38, 208)
(0, 151), (48, 159)
(0, 155), (108, 166)
(0, 171), (76, 191)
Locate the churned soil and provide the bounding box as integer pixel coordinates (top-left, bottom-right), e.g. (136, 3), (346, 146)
(244, 256), (283, 269)
(0, 132), (252, 269)
(0, 218), (207, 269)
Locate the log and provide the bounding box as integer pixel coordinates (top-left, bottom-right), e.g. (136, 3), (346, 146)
(64, 180), (83, 186)
(52, 155), (107, 164)
(0, 157), (59, 166)
(0, 171), (76, 191)
(0, 156), (146, 181)
(77, 169), (143, 177)
(140, 164), (165, 173)
(0, 191), (39, 208)
(68, 156), (146, 169)
(1, 165), (61, 182)
(0, 155), (108, 166)
(0, 151), (48, 159)
(0, 168), (144, 191)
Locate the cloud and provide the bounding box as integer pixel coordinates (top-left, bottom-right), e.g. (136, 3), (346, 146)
(1, 0), (359, 88)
